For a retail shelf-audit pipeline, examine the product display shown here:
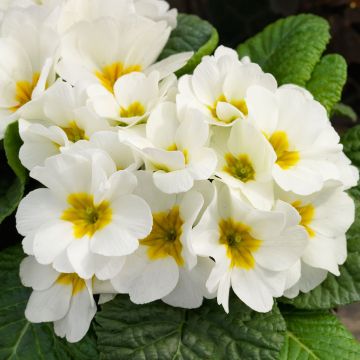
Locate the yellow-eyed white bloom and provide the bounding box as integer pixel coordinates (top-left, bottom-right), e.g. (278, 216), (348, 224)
(124, 102), (217, 193)
(247, 85), (344, 195)
(111, 171), (214, 307)
(192, 181), (308, 312)
(57, 15), (191, 93)
(276, 182), (355, 298)
(16, 149), (153, 279)
(18, 80), (110, 169)
(87, 71), (175, 126)
(212, 119), (276, 210)
(0, 7), (60, 137)
(20, 256), (96, 343)
(177, 46), (277, 126)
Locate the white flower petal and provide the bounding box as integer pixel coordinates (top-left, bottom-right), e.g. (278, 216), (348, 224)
(33, 221), (74, 265)
(20, 256), (58, 291)
(162, 257), (215, 308)
(231, 267), (286, 312)
(54, 286), (96, 343)
(25, 282), (72, 323)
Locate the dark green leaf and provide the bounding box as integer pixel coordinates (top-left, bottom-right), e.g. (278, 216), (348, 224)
(0, 122), (27, 224)
(279, 309), (360, 359)
(0, 245), (99, 359)
(342, 125), (360, 170)
(237, 14), (330, 86)
(306, 54), (347, 114)
(95, 295), (286, 360)
(159, 14), (219, 76)
(347, 186), (360, 254)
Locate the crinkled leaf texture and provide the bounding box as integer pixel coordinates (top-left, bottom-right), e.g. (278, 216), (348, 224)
(342, 125), (360, 170)
(0, 245), (99, 359)
(237, 14), (330, 87)
(279, 309), (360, 359)
(306, 54), (347, 114)
(280, 185), (360, 310)
(159, 14), (219, 76)
(95, 295), (286, 360)
(0, 122), (27, 224)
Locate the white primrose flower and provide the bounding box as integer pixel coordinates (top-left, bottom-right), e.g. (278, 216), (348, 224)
(126, 102), (217, 194)
(0, 7), (60, 138)
(56, 0), (136, 33)
(211, 119), (276, 210)
(87, 71), (176, 126)
(192, 181), (308, 313)
(20, 256), (96, 343)
(177, 46), (277, 126)
(134, 0), (177, 29)
(18, 80), (110, 170)
(67, 130), (143, 172)
(57, 15), (192, 93)
(247, 85), (343, 195)
(56, 0), (176, 34)
(111, 171), (215, 308)
(276, 182), (355, 298)
(16, 149), (153, 279)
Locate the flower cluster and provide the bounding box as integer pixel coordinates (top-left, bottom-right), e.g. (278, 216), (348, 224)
(1, 0), (357, 343)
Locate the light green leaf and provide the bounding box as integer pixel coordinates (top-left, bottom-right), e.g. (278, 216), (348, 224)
(0, 245), (99, 360)
(95, 295), (286, 360)
(280, 186), (360, 309)
(279, 309), (360, 360)
(306, 54), (347, 114)
(159, 14), (219, 76)
(332, 103), (357, 122)
(342, 125), (360, 170)
(0, 122), (27, 224)
(237, 14), (330, 86)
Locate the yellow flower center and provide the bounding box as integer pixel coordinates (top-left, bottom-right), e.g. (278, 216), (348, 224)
(95, 62), (142, 93)
(120, 101), (145, 118)
(11, 72), (40, 112)
(61, 121), (88, 142)
(56, 273), (86, 295)
(208, 94), (248, 123)
(292, 200), (316, 237)
(219, 218), (262, 270)
(61, 193), (112, 238)
(140, 206), (184, 266)
(223, 153), (255, 182)
(219, 218), (262, 269)
(269, 131), (299, 169)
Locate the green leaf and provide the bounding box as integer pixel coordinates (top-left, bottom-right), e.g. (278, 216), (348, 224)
(0, 122), (27, 224)
(95, 295), (286, 360)
(279, 309), (360, 359)
(347, 186), (360, 254)
(0, 245), (99, 359)
(159, 14), (219, 76)
(342, 125), (360, 170)
(237, 14), (330, 86)
(332, 103), (358, 122)
(280, 187), (360, 310)
(306, 54), (347, 114)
